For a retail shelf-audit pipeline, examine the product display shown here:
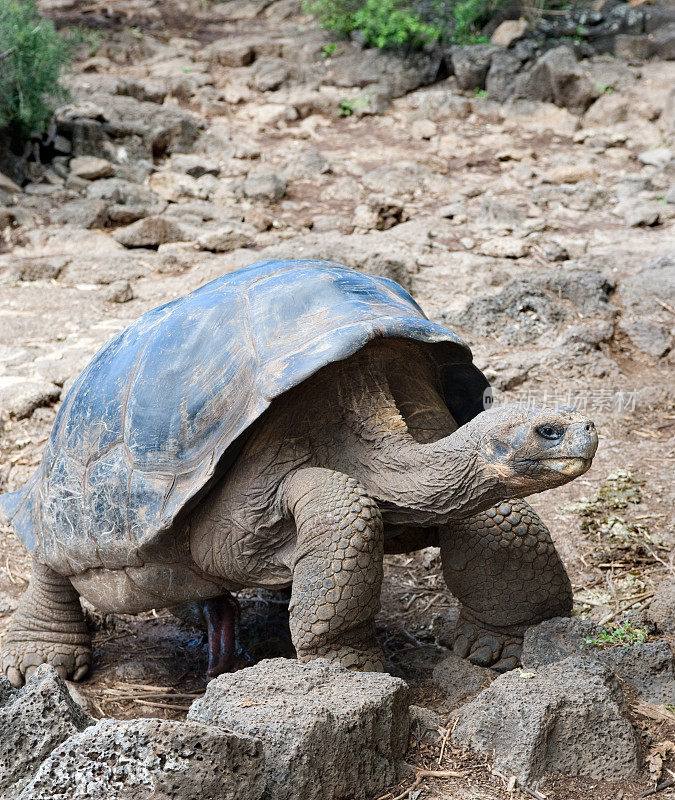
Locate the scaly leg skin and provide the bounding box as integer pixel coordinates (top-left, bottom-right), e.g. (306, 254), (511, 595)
(2, 559), (91, 687)
(440, 499), (572, 672)
(283, 468), (385, 671)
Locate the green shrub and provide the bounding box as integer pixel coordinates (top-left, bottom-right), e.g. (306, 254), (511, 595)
(451, 0), (505, 44)
(304, 0), (441, 49)
(0, 0), (71, 139)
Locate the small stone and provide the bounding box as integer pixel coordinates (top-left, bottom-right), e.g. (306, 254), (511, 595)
(113, 216), (191, 248)
(0, 378), (61, 420)
(544, 164), (595, 184)
(0, 665), (92, 797)
(490, 20), (528, 48)
(170, 153), (220, 178)
(619, 316), (671, 357)
(410, 119), (437, 140)
(188, 658), (409, 800)
(68, 156), (115, 181)
(478, 237), (529, 258)
(451, 655), (640, 783)
(8, 257), (68, 281)
(198, 222), (254, 252)
(618, 201), (661, 228)
(50, 199), (108, 229)
(638, 147), (673, 169)
(240, 172), (286, 202)
(149, 171), (203, 202)
(19, 717), (265, 800)
(102, 280), (134, 303)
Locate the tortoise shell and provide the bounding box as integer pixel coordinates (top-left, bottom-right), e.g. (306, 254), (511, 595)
(0, 260), (488, 574)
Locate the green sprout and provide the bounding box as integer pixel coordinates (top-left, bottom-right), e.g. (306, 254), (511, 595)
(581, 622), (648, 649)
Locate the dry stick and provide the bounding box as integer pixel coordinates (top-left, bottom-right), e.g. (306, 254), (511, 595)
(521, 786), (547, 800)
(437, 717), (459, 768)
(385, 769), (467, 800)
(655, 298), (675, 315)
(134, 699), (192, 712)
(640, 778), (675, 797)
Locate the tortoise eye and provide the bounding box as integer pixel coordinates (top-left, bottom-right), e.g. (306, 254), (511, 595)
(536, 424), (563, 440)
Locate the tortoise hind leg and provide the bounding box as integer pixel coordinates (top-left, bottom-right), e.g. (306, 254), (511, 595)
(439, 499), (572, 672)
(2, 559), (91, 687)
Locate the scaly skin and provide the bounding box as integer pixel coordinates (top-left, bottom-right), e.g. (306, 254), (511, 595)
(2, 560), (91, 687)
(284, 468), (385, 671)
(440, 499), (572, 672)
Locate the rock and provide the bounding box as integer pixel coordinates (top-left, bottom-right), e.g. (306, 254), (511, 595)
(619, 316), (671, 357)
(485, 51), (522, 102)
(394, 646), (447, 682)
(614, 34), (653, 61)
(187, 658), (409, 800)
(149, 171), (203, 202)
(281, 148), (330, 180)
(102, 280), (134, 303)
(113, 216), (192, 248)
(197, 222), (254, 252)
(584, 92), (631, 126)
(651, 22), (675, 60)
(0, 379), (61, 419)
(202, 37), (256, 67)
(490, 20), (528, 48)
(50, 199), (108, 229)
(432, 653), (496, 708)
(451, 655), (640, 783)
(250, 57), (291, 92)
(544, 163), (596, 184)
(452, 44), (496, 91)
(478, 236), (529, 258)
(523, 617), (675, 704)
(18, 717), (265, 800)
(620, 255), (675, 316)
(239, 172), (287, 202)
(0, 171), (21, 193)
(68, 156), (115, 181)
(409, 705), (443, 744)
(616, 200), (661, 227)
(170, 153), (220, 178)
(648, 579), (675, 635)
(538, 267), (615, 316)
(638, 147), (673, 169)
(0, 665), (93, 797)
(515, 46), (599, 113)
(410, 119), (437, 140)
(8, 257), (68, 281)
(352, 195), (407, 231)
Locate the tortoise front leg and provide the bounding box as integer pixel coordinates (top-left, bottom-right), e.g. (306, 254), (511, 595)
(282, 468), (385, 671)
(439, 499), (572, 672)
(2, 559), (91, 687)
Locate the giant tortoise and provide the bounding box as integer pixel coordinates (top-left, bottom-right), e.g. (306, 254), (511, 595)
(0, 259), (597, 686)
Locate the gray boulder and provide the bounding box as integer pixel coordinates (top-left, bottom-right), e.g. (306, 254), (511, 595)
(451, 655), (641, 783)
(515, 46), (599, 113)
(18, 718), (265, 800)
(187, 658), (409, 800)
(486, 51), (523, 102)
(0, 665), (92, 798)
(523, 617), (675, 704)
(451, 45), (496, 91)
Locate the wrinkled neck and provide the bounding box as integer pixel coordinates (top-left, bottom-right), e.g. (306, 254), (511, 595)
(344, 425), (505, 525)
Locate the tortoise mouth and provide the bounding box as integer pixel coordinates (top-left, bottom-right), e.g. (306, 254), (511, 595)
(538, 456), (592, 475)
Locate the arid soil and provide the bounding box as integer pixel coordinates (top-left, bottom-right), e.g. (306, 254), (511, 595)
(0, 1), (674, 798)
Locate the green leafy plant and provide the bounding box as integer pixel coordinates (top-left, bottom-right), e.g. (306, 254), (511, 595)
(339, 94), (371, 115)
(581, 622), (648, 649)
(304, 0), (441, 50)
(473, 87), (488, 98)
(0, 0), (71, 139)
(451, 0), (505, 44)
(321, 42), (338, 58)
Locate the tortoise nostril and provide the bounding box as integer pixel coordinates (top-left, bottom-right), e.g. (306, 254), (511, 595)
(584, 422), (594, 432)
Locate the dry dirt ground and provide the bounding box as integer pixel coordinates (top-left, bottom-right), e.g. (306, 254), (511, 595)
(0, 1), (674, 798)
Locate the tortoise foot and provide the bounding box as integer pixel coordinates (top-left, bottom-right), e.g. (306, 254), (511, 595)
(452, 611), (522, 673)
(2, 635), (92, 687)
(298, 644), (385, 672)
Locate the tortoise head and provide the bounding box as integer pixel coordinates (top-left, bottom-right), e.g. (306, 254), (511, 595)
(472, 403), (598, 495)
